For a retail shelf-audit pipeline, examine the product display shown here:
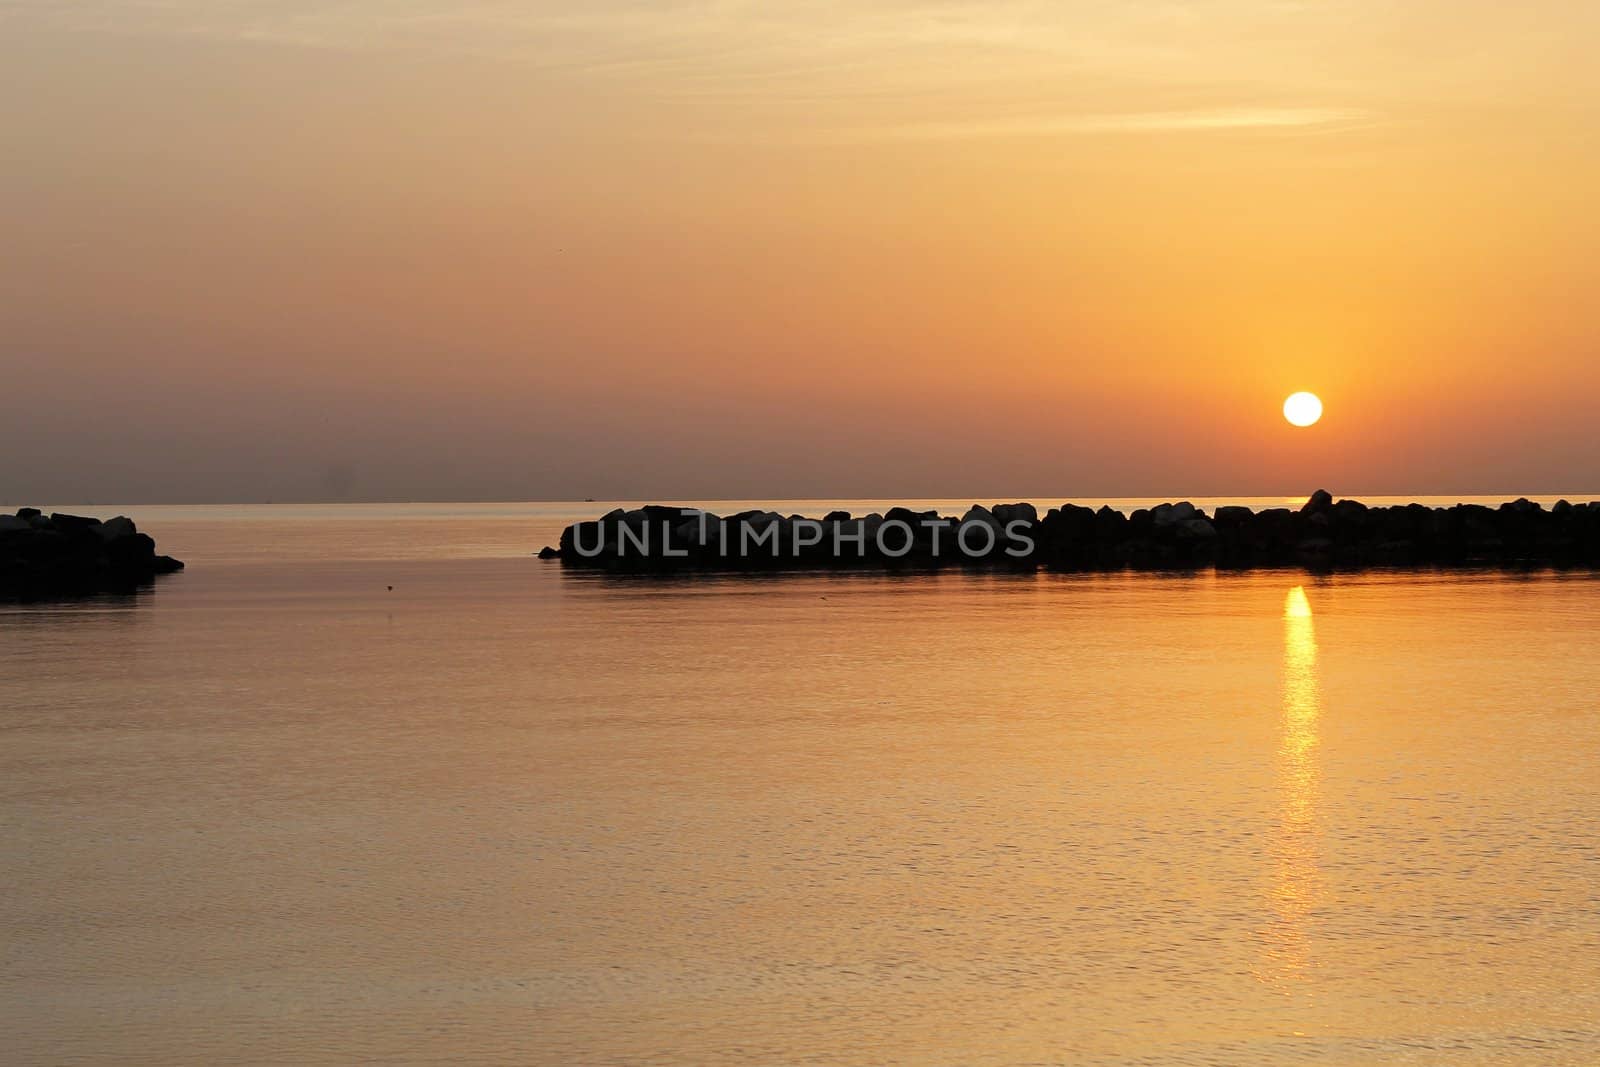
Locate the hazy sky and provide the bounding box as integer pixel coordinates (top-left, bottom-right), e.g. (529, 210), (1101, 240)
(3, 1), (1597, 502)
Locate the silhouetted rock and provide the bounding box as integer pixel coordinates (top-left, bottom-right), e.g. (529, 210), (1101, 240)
(1302, 489), (1334, 514)
(960, 504), (1001, 528)
(1152, 501), (1200, 527)
(1333, 498), (1370, 523)
(992, 502), (1038, 525)
(49, 512), (102, 532)
(1213, 505), (1254, 529)
(95, 516), (137, 542)
(1, 510), (184, 599)
(540, 492), (1600, 573)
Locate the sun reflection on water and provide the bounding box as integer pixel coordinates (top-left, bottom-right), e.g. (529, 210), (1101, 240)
(1261, 585), (1323, 989)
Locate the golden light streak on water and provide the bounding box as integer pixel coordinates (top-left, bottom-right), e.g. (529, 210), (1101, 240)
(1260, 585), (1323, 991)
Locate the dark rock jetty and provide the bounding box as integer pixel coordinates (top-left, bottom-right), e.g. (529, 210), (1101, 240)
(1, 510), (185, 598)
(539, 491), (1600, 572)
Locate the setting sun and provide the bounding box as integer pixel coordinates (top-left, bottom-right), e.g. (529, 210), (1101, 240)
(1283, 392), (1324, 428)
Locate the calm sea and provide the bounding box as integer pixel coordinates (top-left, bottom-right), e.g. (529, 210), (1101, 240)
(4, 500), (1599, 1066)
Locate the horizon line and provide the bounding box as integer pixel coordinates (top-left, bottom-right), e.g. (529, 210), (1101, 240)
(13, 491), (1600, 510)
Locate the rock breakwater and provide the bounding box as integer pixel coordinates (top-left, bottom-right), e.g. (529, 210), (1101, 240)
(1, 510), (185, 598)
(539, 491), (1600, 571)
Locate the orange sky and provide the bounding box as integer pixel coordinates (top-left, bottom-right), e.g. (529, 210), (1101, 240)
(2, 2), (1597, 502)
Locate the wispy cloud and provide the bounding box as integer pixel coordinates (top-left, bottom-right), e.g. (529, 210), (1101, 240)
(1, 1), (1390, 144)
(883, 107), (1373, 139)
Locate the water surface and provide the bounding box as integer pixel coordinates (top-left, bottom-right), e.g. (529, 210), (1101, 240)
(4, 503), (1599, 1065)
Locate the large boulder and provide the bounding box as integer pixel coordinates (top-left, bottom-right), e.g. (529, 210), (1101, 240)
(991, 503), (1038, 525)
(1093, 505), (1128, 539)
(94, 516), (138, 542)
(960, 504), (1000, 527)
(1301, 489), (1334, 514)
(1151, 501), (1199, 527)
(1333, 498), (1370, 522)
(49, 512), (102, 533)
(955, 505), (1004, 558)
(1213, 505), (1254, 529)
(105, 532), (158, 569)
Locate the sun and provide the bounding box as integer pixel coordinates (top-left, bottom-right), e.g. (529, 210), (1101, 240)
(1283, 391), (1323, 427)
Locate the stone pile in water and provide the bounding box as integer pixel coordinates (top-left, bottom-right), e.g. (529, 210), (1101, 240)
(538, 490), (1600, 571)
(1, 510), (185, 598)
